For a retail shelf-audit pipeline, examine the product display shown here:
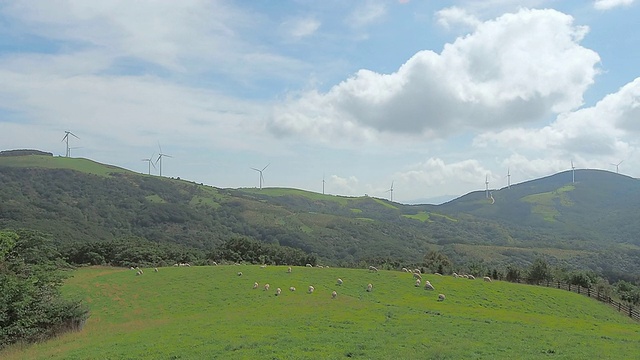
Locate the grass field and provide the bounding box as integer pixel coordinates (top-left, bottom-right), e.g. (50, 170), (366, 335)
(2, 266), (639, 359)
(0, 155), (131, 177)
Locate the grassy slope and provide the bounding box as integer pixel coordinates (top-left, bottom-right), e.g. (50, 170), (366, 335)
(3, 266), (639, 360)
(0, 155), (131, 177)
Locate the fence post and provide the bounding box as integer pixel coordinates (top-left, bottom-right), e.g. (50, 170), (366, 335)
(630, 306), (633, 318)
(587, 287), (590, 297)
(568, 284), (571, 292)
(618, 302), (622, 312)
(577, 286), (581, 294)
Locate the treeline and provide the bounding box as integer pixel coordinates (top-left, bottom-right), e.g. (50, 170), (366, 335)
(0, 230), (88, 349)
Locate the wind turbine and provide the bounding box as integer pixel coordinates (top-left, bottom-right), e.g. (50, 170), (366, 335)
(610, 160), (623, 174)
(156, 143), (172, 177)
(485, 175), (489, 198)
(251, 164), (269, 190)
(142, 154), (156, 175)
(386, 181), (394, 202)
(61, 131), (79, 157)
(507, 168), (511, 189)
(322, 174), (326, 195)
(571, 160), (576, 183)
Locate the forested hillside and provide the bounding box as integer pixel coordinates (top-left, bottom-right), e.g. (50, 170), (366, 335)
(1, 154), (640, 279)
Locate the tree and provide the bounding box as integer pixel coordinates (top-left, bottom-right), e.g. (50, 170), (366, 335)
(422, 250), (452, 274)
(526, 258), (553, 284)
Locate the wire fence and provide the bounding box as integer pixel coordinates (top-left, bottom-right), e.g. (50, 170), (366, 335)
(521, 279), (640, 322)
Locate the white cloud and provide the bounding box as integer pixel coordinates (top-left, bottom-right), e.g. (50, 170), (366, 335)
(270, 8), (600, 144)
(398, 158), (491, 187)
(594, 0), (635, 10)
(283, 17), (321, 40)
(330, 175), (360, 194)
(347, 0), (386, 28)
(436, 6), (481, 30)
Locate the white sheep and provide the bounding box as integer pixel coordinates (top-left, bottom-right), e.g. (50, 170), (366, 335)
(438, 293), (446, 301)
(468, 275), (475, 280)
(452, 272), (458, 278)
(173, 264), (178, 267)
(253, 282), (259, 289)
(289, 286), (296, 292)
(434, 273), (442, 276)
(135, 271), (141, 276)
(331, 290), (337, 299)
(154, 267), (158, 272)
(130, 266), (135, 270)
(483, 276), (492, 282)
(369, 266), (378, 272)
(287, 267), (292, 273)
(306, 264), (313, 267)
(337, 278), (343, 285)
(237, 271), (243, 276)
(212, 261), (218, 266)
(415, 279), (421, 287)
(366, 283), (373, 292)
(260, 264), (267, 268)
(424, 281), (435, 291)
(414, 269), (421, 274)
(401, 267), (408, 272)
(275, 288), (282, 296)
(308, 285), (315, 294)
(316, 265), (324, 268)
(264, 283), (270, 291)
(413, 272), (422, 280)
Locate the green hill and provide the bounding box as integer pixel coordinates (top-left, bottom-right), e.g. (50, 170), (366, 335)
(2, 265), (638, 359)
(1, 154), (640, 277)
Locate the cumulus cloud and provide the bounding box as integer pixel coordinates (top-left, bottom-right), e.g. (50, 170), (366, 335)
(436, 6), (481, 30)
(269, 8), (600, 143)
(594, 0), (635, 10)
(398, 158), (491, 186)
(330, 175), (360, 194)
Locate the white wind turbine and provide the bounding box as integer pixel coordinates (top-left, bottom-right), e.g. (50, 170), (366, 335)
(507, 167), (511, 189)
(142, 153), (156, 175)
(251, 164), (269, 190)
(571, 160), (576, 183)
(386, 181), (394, 202)
(322, 174), (326, 195)
(610, 160), (623, 174)
(485, 175), (489, 198)
(156, 143), (172, 177)
(61, 131), (79, 157)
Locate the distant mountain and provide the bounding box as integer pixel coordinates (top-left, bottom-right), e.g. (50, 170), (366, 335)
(1, 153), (639, 277)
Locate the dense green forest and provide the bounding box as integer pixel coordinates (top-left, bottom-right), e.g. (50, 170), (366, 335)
(1, 154), (640, 282)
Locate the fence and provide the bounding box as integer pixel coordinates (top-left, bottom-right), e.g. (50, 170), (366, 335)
(525, 279), (640, 322)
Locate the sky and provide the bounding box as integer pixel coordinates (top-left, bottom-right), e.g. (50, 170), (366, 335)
(1, 0), (639, 204)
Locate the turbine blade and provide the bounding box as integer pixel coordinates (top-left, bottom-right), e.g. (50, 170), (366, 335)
(262, 163), (270, 171)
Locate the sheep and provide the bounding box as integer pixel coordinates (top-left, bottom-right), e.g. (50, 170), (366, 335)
(275, 288), (282, 296)
(264, 283), (270, 291)
(452, 272), (458, 278)
(289, 287), (296, 292)
(316, 265), (324, 268)
(287, 267), (292, 273)
(154, 267), (158, 272)
(135, 271), (141, 276)
(253, 282), (259, 289)
(414, 269), (421, 274)
(237, 271), (243, 276)
(337, 278), (343, 286)
(308, 285), (315, 294)
(483, 276), (492, 282)
(424, 281), (435, 291)
(438, 294), (446, 301)
(260, 264), (267, 268)
(212, 261), (218, 266)
(401, 267), (408, 272)
(413, 272), (422, 280)
(235, 263), (241, 266)
(434, 273), (442, 276)
(130, 266), (135, 270)
(468, 275), (475, 280)
(368, 266), (378, 272)
(185, 263), (191, 267)
(366, 283), (373, 292)
(331, 291), (337, 299)
(173, 264), (178, 267)
(415, 279), (421, 287)
(306, 264), (313, 268)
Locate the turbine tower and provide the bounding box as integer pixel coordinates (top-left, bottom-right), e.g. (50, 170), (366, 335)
(507, 168), (511, 189)
(386, 181), (394, 202)
(610, 160), (623, 174)
(571, 160), (576, 183)
(322, 174), (325, 195)
(156, 143), (172, 177)
(251, 164), (269, 190)
(485, 175), (489, 198)
(61, 131), (79, 157)
(142, 153), (156, 175)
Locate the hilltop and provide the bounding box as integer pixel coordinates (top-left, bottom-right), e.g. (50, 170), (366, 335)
(1, 153), (640, 277)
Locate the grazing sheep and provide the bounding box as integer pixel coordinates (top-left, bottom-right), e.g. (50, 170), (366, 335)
(366, 283), (373, 292)
(316, 265), (324, 268)
(331, 291), (337, 299)
(287, 267), (292, 273)
(306, 264), (313, 267)
(424, 281), (435, 291)
(154, 267), (158, 272)
(463, 275), (469, 279)
(308, 285), (315, 294)
(413, 272), (422, 280)
(452, 272), (458, 278)
(434, 273), (442, 276)
(275, 288), (282, 296)
(235, 263), (241, 266)
(401, 267), (408, 272)
(173, 264), (178, 267)
(260, 264), (267, 268)
(337, 278), (343, 286)
(483, 276), (492, 282)
(325, 266), (330, 268)
(368, 266), (378, 272)
(415, 279), (421, 287)
(289, 287), (296, 292)
(185, 263), (191, 267)
(264, 283), (270, 291)
(136, 271), (141, 276)
(237, 271), (243, 276)
(468, 275), (475, 280)
(130, 267), (135, 270)
(253, 282), (259, 289)
(438, 294), (446, 301)
(212, 261), (218, 266)
(414, 269), (421, 274)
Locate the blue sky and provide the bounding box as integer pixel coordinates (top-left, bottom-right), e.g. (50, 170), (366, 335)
(1, 0), (639, 203)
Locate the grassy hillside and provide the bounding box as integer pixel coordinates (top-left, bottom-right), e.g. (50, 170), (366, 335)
(2, 154), (640, 276)
(2, 266), (638, 359)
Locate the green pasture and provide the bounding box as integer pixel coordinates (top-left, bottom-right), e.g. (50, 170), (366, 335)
(238, 187), (352, 205)
(3, 266), (639, 359)
(0, 155), (131, 177)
